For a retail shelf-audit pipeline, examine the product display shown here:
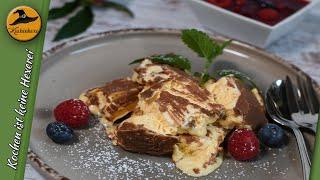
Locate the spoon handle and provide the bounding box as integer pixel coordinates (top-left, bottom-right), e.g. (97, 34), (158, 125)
(292, 128), (311, 180)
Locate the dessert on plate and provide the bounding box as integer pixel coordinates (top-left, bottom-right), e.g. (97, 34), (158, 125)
(46, 29), (287, 177)
(79, 59), (267, 177)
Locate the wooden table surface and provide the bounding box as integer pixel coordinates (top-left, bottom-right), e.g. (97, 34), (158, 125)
(25, 0), (320, 179)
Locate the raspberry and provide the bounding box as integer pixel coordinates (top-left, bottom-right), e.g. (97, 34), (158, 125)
(257, 8), (280, 22)
(206, 0), (233, 8)
(228, 129), (260, 161)
(54, 99), (90, 128)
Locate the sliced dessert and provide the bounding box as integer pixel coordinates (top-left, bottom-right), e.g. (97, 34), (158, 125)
(116, 75), (225, 155)
(79, 78), (142, 139)
(172, 125), (225, 177)
(205, 76), (267, 129)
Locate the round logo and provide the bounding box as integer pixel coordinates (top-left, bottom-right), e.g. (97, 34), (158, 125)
(6, 6), (41, 42)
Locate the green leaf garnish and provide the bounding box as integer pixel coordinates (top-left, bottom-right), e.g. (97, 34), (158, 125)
(48, 1), (79, 20)
(194, 72), (215, 85)
(182, 29), (217, 61)
(100, 1), (134, 17)
(181, 29), (232, 85)
(130, 54), (191, 71)
(50, 0), (134, 41)
(199, 73), (211, 86)
(129, 59), (144, 65)
(193, 72), (202, 78)
(216, 69), (259, 89)
(53, 6), (93, 41)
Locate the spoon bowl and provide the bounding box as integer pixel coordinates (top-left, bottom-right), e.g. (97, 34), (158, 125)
(266, 79), (297, 127)
(265, 80), (311, 180)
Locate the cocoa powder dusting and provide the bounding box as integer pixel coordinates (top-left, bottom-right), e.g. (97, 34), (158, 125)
(186, 84), (209, 101)
(102, 79), (142, 95)
(234, 80), (267, 129)
(193, 168), (200, 174)
(180, 135), (200, 144)
(203, 153), (217, 168)
(88, 94), (99, 105)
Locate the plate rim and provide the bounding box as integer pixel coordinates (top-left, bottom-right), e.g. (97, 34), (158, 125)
(29, 28), (320, 180)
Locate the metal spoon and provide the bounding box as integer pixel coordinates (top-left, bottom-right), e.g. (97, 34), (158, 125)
(265, 80), (310, 180)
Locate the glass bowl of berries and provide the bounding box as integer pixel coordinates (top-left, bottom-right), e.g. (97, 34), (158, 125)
(187, 0), (319, 47)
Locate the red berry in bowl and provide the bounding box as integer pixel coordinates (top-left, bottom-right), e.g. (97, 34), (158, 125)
(233, 6), (242, 13)
(238, 1), (260, 18)
(206, 0), (233, 8)
(235, 0), (247, 6)
(54, 99), (90, 128)
(257, 8), (280, 22)
(275, 0), (287, 9)
(228, 129), (260, 161)
(296, 0), (309, 5)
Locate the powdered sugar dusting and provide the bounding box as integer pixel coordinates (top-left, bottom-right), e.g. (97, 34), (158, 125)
(31, 118), (301, 179)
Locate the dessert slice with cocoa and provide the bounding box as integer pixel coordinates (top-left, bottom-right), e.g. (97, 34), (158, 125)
(79, 78), (142, 139)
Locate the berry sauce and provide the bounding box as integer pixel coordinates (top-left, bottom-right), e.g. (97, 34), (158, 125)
(205, 0), (309, 26)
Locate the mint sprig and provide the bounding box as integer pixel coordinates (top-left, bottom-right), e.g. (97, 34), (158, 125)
(181, 29), (232, 85)
(53, 7), (93, 41)
(49, 0), (134, 41)
(130, 54), (191, 71)
(48, 1), (80, 20)
(101, 1), (134, 17)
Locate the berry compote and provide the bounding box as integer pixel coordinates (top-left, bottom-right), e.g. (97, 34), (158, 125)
(205, 0), (309, 25)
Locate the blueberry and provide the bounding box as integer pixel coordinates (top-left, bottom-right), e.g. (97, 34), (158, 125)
(46, 122), (74, 144)
(258, 124), (287, 148)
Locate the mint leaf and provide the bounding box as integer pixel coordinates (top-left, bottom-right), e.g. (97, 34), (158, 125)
(48, 0), (79, 20)
(101, 1), (134, 17)
(129, 58), (144, 65)
(181, 29), (216, 61)
(53, 6), (93, 41)
(130, 54), (191, 71)
(181, 29), (232, 85)
(193, 72), (202, 78)
(194, 72), (215, 86)
(218, 40), (232, 56)
(216, 69), (259, 89)
(200, 73), (211, 86)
